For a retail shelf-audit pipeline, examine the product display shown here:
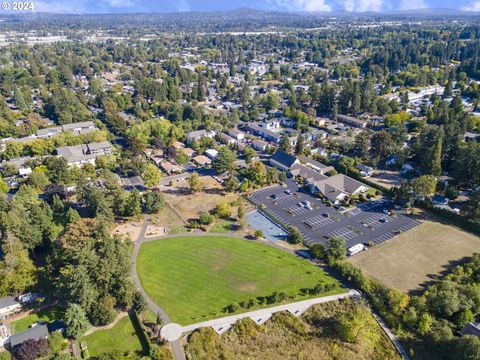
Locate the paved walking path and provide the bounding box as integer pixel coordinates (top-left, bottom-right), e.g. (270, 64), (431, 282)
(83, 312), (128, 336)
(372, 313), (411, 360)
(131, 215), (185, 360)
(160, 290), (360, 342)
(131, 221), (406, 360)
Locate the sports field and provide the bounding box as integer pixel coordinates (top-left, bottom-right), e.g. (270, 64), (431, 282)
(137, 236), (343, 325)
(351, 221), (480, 292)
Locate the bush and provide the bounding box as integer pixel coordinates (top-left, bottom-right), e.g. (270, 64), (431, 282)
(215, 202), (232, 219)
(254, 230), (264, 239)
(224, 303), (239, 313)
(287, 226), (303, 244)
(198, 211), (215, 225)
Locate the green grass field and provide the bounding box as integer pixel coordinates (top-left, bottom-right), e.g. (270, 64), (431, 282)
(137, 236), (344, 325)
(11, 307), (61, 333)
(81, 316), (143, 358)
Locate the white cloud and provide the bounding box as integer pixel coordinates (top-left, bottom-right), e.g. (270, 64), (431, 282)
(399, 0), (428, 10)
(269, 0), (332, 12)
(338, 0), (383, 12)
(463, 1), (480, 11)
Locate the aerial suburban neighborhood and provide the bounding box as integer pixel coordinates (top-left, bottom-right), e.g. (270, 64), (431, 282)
(0, 2), (480, 360)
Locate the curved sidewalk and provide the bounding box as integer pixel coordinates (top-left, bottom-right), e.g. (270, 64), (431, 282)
(161, 290), (360, 342)
(131, 216), (184, 360)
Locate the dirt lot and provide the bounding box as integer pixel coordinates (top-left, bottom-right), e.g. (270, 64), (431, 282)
(162, 175), (242, 220)
(350, 221), (480, 293)
(369, 170), (405, 189)
(111, 219), (144, 241)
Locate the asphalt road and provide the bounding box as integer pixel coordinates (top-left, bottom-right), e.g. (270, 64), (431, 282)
(250, 179), (421, 248)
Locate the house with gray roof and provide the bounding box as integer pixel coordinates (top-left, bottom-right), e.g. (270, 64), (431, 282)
(269, 150), (299, 171)
(313, 174), (369, 204)
(0, 296), (21, 320)
(9, 324), (49, 348)
(461, 322), (480, 338)
(57, 141), (112, 167)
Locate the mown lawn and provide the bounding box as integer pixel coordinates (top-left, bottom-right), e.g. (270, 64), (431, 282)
(81, 316), (143, 358)
(137, 236), (344, 325)
(11, 307), (61, 333)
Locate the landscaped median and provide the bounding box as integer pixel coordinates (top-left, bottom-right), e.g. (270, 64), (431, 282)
(136, 235), (345, 325)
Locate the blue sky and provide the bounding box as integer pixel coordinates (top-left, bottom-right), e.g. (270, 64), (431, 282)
(33, 0), (480, 14)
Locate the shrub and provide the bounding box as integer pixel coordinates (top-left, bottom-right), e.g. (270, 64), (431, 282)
(254, 230), (264, 239)
(198, 211), (215, 225)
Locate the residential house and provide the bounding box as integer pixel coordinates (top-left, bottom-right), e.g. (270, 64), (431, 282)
(227, 128), (245, 141)
(461, 323), (480, 338)
(432, 194), (449, 206)
(172, 141), (185, 149)
(245, 122), (282, 143)
(219, 133), (236, 145)
(160, 161), (183, 175)
(357, 164), (374, 178)
(337, 114), (368, 128)
(183, 148), (196, 157)
(311, 147), (328, 158)
(205, 149), (219, 159)
(0, 324), (10, 346)
(193, 155), (211, 167)
(186, 130), (216, 145)
(269, 150), (299, 171)
(259, 120), (280, 130)
(298, 155), (335, 175)
(10, 324), (49, 349)
(0, 296), (21, 320)
(251, 139), (269, 152)
(56, 141), (112, 167)
(312, 117), (328, 128)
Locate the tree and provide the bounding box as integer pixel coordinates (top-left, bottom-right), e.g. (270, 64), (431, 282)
(243, 146), (257, 164)
(13, 338), (50, 360)
(212, 147), (237, 175)
(64, 303), (90, 339)
(13, 85), (28, 111)
(144, 191), (165, 214)
(0, 233), (36, 296)
(411, 175), (437, 198)
(371, 131), (395, 160)
(27, 168), (50, 191)
(65, 207), (81, 225)
(215, 201), (232, 219)
(262, 90), (280, 111)
(295, 135), (304, 155)
(142, 164), (161, 188)
(279, 134), (291, 152)
(89, 296), (116, 326)
(287, 226), (303, 244)
(266, 167), (279, 185)
(0, 177), (7, 193)
(338, 304), (380, 345)
(327, 236), (347, 260)
(188, 172), (202, 193)
(310, 243), (325, 259)
(245, 161), (268, 187)
(125, 189), (142, 217)
(224, 173), (239, 193)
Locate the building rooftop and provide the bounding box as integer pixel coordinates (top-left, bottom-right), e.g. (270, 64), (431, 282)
(10, 324), (49, 348)
(0, 296), (18, 309)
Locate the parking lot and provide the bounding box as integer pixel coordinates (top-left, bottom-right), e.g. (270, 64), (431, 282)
(249, 180), (421, 249)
